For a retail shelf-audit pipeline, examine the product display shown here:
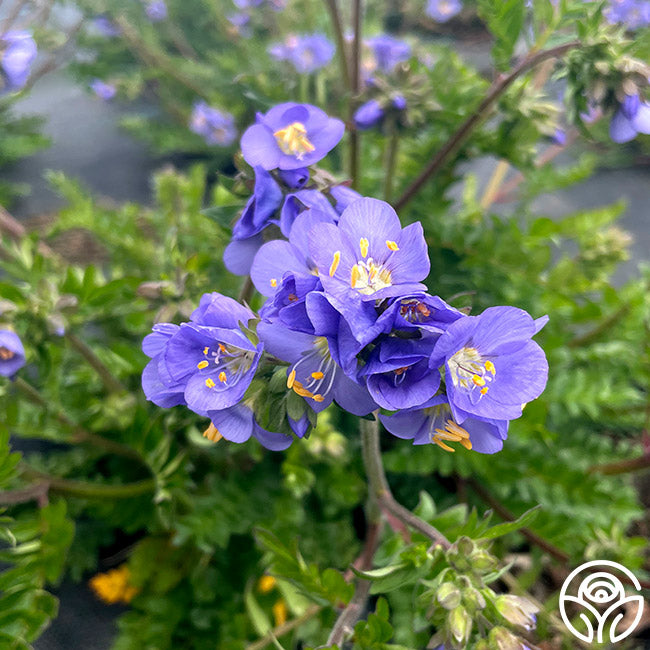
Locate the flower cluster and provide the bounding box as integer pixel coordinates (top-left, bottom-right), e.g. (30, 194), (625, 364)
(189, 102), (237, 146)
(1, 30), (37, 93)
(269, 33), (335, 74)
(143, 103), (549, 455)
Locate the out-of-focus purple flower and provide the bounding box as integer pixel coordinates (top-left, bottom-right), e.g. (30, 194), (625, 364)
(207, 403), (293, 450)
(141, 293), (261, 416)
(580, 101), (601, 124)
(269, 33), (334, 74)
(365, 35), (411, 74)
(354, 100), (384, 130)
(241, 102), (344, 171)
(430, 306), (549, 424)
(1, 30), (37, 91)
(91, 16), (121, 37)
(551, 128), (566, 146)
(0, 330), (25, 377)
(189, 102), (237, 146)
(609, 93), (650, 143)
(145, 0), (168, 22)
(605, 0), (650, 29)
(392, 94), (407, 111)
(426, 0), (462, 23)
(380, 395), (508, 454)
(227, 11), (251, 37)
(234, 0), (265, 7)
(258, 319), (377, 415)
(359, 336), (441, 410)
(90, 79), (116, 101)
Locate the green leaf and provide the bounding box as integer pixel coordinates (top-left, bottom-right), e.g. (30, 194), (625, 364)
(478, 506), (541, 541)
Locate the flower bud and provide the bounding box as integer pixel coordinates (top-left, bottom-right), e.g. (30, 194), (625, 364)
(437, 582), (462, 610)
(463, 586), (487, 612)
(470, 549), (498, 573)
(488, 626), (527, 650)
(448, 605), (472, 645)
(495, 595), (538, 631)
(354, 100), (384, 130)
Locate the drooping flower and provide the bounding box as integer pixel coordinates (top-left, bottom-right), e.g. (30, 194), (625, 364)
(375, 293), (464, 335)
(308, 197), (429, 341)
(142, 293), (261, 415)
(145, 0), (168, 21)
(609, 94), (650, 143)
(258, 319), (377, 416)
(354, 100), (384, 130)
(430, 306), (549, 423)
(189, 102), (237, 146)
(359, 336), (440, 410)
(269, 33), (334, 74)
(0, 330), (25, 377)
(1, 30), (37, 92)
(365, 35), (411, 74)
(241, 103), (344, 171)
(90, 79), (116, 101)
(380, 395), (508, 454)
(204, 404), (293, 450)
(426, 0), (463, 23)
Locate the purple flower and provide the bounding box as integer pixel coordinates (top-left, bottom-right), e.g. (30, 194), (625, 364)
(380, 395), (508, 454)
(365, 35), (411, 74)
(145, 0), (167, 21)
(328, 185), (362, 214)
(606, 0), (650, 28)
(354, 100), (384, 130)
(258, 319), (377, 416)
(280, 188), (339, 236)
(393, 95), (407, 111)
(551, 128), (566, 146)
(270, 33), (334, 74)
(278, 167), (310, 189)
(207, 404), (293, 450)
(90, 16), (121, 37)
(609, 94), (650, 143)
(0, 330), (25, 377)
(308, 198), (429, 340)
(430, 306), (549, 423)
(1, 30), (37, 91)
(241, 103), (344, 171)
(376, 293), (464, 335)
(359, 336), (441, 410)
(90, 79), (116, 101)
(189, 102), (237, 147)
(142, 293), (261, 415)
(426, 0), (463, 22)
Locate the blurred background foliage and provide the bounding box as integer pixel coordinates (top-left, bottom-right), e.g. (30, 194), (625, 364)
(1, 0), (650, 648)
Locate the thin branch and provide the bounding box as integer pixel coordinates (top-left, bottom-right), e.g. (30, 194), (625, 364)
(567, 303), (630, 348)
(394, 41), (581, 211)
(0, 482), (49, 506)
(349, 0), (362, 189)
(65, 331), (125, 394)
(245, 605), (322, 650)
(323, 0), (351, 92)
(361, 416), (450, 549)
(326, 579), (371, 647)
(589, 453), (650, 476)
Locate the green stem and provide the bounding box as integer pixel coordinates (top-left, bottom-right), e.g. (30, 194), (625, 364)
(238, 276), (255, 305)
(394, 40), (581, 212)
(323, 0), (351, 92)
(348, 0), (362, 189)
(383, 120), (399, 203)
(20, 464), (155, 499)
(13, 377), (144, 463)
(360, 416), (450, 549)
(588, 454), (650, 476)
(65, 331), (125, 394)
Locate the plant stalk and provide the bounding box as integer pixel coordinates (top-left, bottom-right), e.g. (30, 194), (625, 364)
(65, 331), (125, 394)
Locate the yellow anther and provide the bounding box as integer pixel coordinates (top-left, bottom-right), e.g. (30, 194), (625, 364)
(459, 438), (473, 450)
(293, 385), (314, 398)
(472, 374), (486, 387)
(258, 575), (277, 594)
(205, 378), (216, 388)
(312, 394), (325, 402)
(197, 360), (209, 369)
(445, 420), (470, 438)
(219, 343), (227, 353)
(350, 264), (360, 288)
(270, 278), (278, 288)
(480, 386), (489, 395)
(203, 346), (209, 355)
(219, 371), (227, 383)
(433, 436), (456, 453)
(0, 347), (15, 360)
(386, 240), (399, 251)
(203, 422), (223, 442)
(311, 371), (324, 380)
(273, 122), (315, 158)
(360, 237), (369, 258)
(272, 599), (288, 627)
(287, 368), (296, 389)
(485, 360), (496, 375)
(329, 251), (341, 277)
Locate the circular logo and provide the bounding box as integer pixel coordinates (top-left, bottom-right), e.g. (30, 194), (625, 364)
(559, 560), (645, 644)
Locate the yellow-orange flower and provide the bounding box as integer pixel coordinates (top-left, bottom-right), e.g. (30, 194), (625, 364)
(89, 565), (138, 605)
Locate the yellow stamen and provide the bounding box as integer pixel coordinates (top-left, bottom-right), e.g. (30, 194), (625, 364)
(272, 599), (288, 627)
(219, 371), (227, 383)
(273, 122), (315, 159)
(480, 386), (489, 395)
(459, 438), (473, 450)
(270, 278), (278, 288)
(203, 347), (209, 355)
(433, 437), (456, 453)
(350, 264), (360, 288)
(485, 360), (496, 375)
(329, 251), (341, 277)
(203, 422), (223, 442)
(219, 343), (227, 353)
(287, 368), (296, 389)
(359, 237), (369, 258)
(472, 374), (486, 387)
(258, 575), (277, 594)
(197, 360), (209, 369)
(312, 394), (324, 402)
(205, 378), (216, 388)
(311, 371), (324, 379)
(386, 240), (399, 251)
(445, 420), (470, 438)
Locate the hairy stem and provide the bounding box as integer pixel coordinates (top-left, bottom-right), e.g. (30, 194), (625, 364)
(394, 41), (581, 211)
(361, 416), (450, 549)
(65, 331), (125, 394)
